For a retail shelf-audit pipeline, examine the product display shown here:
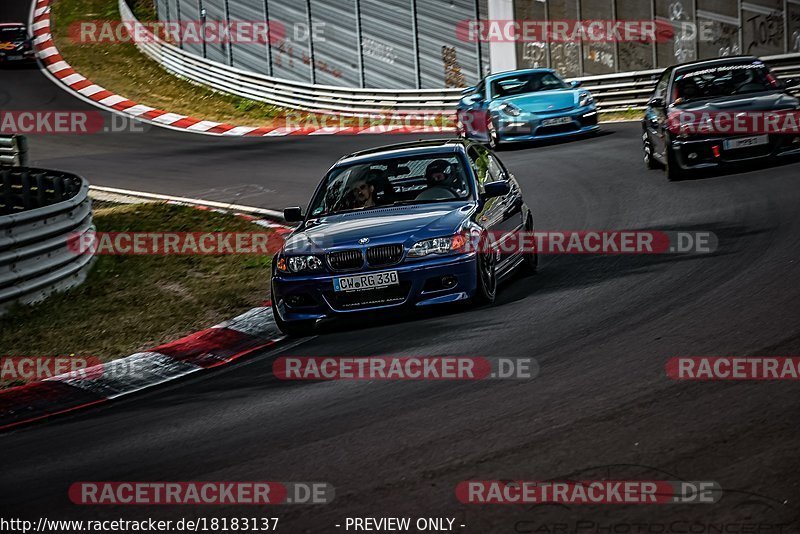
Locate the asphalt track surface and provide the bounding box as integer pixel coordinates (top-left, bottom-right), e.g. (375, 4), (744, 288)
(3, 0), (800, 531)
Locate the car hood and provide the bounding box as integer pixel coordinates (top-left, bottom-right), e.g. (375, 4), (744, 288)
(493, 89), (579, 113)
(282, 202), (474, 254)
(675, 91), (799, 113)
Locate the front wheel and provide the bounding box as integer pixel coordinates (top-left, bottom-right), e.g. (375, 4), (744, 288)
(665, 144), (686, 182)
(643, 131), (661, 170)
(474, 251), (497, 305)
(518, 217), (539, 275)
(486, 118), (501, 150)
(271, 297), (316, 337)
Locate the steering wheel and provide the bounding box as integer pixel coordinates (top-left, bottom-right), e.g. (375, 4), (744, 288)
(415, 186), (459, 201)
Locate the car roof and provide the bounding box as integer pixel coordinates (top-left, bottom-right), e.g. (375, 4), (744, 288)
(487, 68), (554, 82)
(336, 139), (470, 166)
(673, 56), (761, 72)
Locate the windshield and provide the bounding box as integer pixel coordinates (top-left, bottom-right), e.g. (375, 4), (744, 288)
(673, 62), (780, 103)
(308, 154), (473, 217)
(0, 27), (27, 41)
(491, 72), (569, 99)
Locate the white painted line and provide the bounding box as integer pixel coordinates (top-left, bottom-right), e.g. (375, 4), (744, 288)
(186, 120), (223, 132)
(45, 60), (70, 73)
(264, 127), (299, 136)
(60, 73), (86, 85)
(122, 104), (156, 117)
(151, 112), (187, 124)
(97, 94), (129, 107)
(88, 185), (285, 220)
(77, 84), (106, 97)
(49, 352), (203, 399)
(214, 307), (284, 340)
(39, 46), (58, 59)
(223, 126), (259, 136)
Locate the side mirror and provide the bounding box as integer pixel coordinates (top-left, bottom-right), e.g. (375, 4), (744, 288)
(647, 97), (665, 108)
(570, 80), (583, 88)
(283, 207), (303, 223)
(482, 180), (510, 199)
(783, 78), (800, 89)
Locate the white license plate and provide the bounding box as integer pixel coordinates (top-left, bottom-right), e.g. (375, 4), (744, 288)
(541, 117), (572, 127)
(334, 271), (399, 292)
(8, 55), (22, 61)
(723, 135), (769, 150)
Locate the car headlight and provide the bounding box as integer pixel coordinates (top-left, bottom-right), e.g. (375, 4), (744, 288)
(277, 255), (324, 273)
(499, 103), (523, 117)
(408, 234), (467, 258)
(579, 92), (594, 108)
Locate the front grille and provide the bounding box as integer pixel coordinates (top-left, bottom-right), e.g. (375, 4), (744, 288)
(327, 283), (411, 310)
(538, 123), (579, 136)
(328, 249), (363, 271)
(579, 113), (599, 127)
(366, 244), (404, 267)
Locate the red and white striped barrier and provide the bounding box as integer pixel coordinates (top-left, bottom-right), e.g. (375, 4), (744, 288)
(30, 0), (451, 137)
(0, 204), (292, 431)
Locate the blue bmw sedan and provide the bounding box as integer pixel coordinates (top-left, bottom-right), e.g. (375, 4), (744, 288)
(271, 139), (537, 336)
(457, 69), (599, 149)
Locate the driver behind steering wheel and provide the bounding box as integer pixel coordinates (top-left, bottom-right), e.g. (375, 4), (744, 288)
(416, 160), (461, 200)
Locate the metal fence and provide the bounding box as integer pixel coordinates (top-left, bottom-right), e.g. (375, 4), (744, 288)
(0, 135), (28, 167)
(121, 0), (800, 115)
(151, 0), (490, 90)
(0, 165), (94, 315)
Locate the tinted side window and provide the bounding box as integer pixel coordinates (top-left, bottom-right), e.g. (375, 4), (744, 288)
(467, 145), (505, 185)
(654, 70), (670, 99)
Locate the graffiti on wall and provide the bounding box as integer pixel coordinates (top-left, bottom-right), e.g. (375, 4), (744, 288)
(670, 0), (695, 63)
(442, 46), (466, 88)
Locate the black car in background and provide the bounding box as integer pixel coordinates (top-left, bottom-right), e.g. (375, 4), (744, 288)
(0, 23), (35, 64)
(642, 56), (800, 181)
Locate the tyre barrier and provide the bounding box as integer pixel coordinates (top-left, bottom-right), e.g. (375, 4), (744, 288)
(0, 135), (28, 167)
(0, 166), (94, 315)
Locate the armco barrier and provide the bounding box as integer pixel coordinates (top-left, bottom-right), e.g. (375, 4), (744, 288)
(119, 0), (800, 115)
(0, 135), (28, 167)
(0, 167), (94, 315)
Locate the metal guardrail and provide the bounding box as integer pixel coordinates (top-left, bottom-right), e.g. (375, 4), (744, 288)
(0, 166), (94, 315)
(0, 135), (28, 167)
(121, 0), (800, 115)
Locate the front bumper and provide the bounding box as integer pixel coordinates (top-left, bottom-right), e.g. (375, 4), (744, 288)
(496, 106), (599, 143)
(0, 50), (36, 63)
(272, 253), (479, 323)
(0, 51), (36, 63)
(671, 134), (800, 170)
